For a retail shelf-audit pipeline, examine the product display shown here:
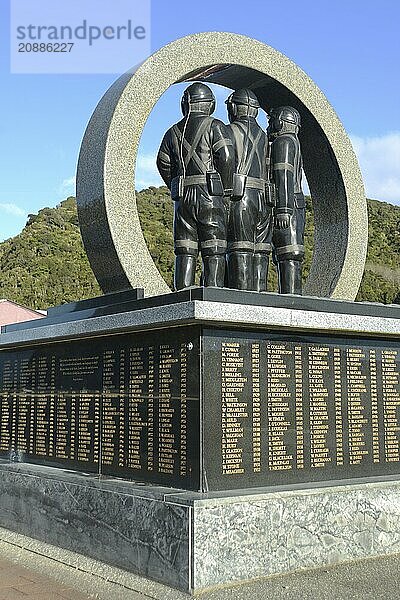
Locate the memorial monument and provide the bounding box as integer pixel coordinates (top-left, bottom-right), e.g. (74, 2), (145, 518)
(0, 32), (399, 596)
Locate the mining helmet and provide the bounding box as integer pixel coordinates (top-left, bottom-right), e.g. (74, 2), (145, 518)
(226, 88), (260, 122)
(181, 82), (216, 116)
(269, 106), (301, 131)
(226, 88), (260, 109)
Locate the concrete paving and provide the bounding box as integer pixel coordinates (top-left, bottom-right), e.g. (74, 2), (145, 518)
(2, 551), (400, 599)
(197, 554), (400, 599)
(0, 557), (91, 600)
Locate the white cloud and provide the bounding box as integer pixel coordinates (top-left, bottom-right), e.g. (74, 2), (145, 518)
(350, 132), (400, 205)
(0, 203), (26, 218)
(135, 153), (164, 190)
(59, 175), (76, 197)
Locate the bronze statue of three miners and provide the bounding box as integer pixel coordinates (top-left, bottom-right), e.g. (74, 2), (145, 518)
(157, 82), (305, 295)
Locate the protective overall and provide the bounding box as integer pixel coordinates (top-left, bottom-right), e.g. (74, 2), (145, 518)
(157, 83), (234, 290)
(268, 106), (305, 295)
(226, 89), (273, 291)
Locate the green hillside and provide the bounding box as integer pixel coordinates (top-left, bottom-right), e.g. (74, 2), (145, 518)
(356, 199), (400, 303)
(0, 188), (398, 310)
(0, 197), (100, 309)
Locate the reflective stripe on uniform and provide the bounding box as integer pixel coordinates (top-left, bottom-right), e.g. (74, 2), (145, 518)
(183, 175), (207, 186)
(273, 162), (295, 172)
(213, 138), (233, 153)
(275, 244), (304, 256)
(158, 150), (170, 163)
(175, 240), (199, 250)
(228, 241), (255, 251)
(201, 239), (227, 249)
(246, 176), (266, 190)
(255, 242), (272, 252)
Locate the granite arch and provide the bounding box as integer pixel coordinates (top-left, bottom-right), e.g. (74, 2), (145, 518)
(76, 32), (367, 299)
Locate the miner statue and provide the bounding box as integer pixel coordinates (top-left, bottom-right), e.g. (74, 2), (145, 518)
(226, 89), (274, 291)
(268, 106), (305, 295)
(156, 82), (234, 290)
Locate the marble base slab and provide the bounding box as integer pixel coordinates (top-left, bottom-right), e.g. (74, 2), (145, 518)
(192, 478), (400, 590)
(0, 461), (191, 591)
(1, 461), (400, 593)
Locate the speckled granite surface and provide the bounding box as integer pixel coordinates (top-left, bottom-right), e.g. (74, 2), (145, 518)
(1, 299), (399, 349)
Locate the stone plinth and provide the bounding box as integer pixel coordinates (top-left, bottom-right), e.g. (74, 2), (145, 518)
(0, 289), (399, 592)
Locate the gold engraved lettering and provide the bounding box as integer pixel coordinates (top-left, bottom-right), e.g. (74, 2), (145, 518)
(266, 342), (294, 471)
(221, 341), (248, 475)
(346, 347), (370, 466)
(382, 349), (400, 462)
(308, 346), (332, 468)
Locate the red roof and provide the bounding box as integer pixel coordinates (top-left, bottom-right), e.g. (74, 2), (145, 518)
(0, 299), (45, 328)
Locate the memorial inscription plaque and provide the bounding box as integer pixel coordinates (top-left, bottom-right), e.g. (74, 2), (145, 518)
(0, 327), (200, 490)
(202, 329), (400, 491)
(0, 325), (399, 492)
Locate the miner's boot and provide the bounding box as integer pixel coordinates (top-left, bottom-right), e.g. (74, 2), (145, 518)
(174, 254), (197, 290)
(278, 259), (303, 295)
(253, 252), (269, 292)
(203, 255), (226, 287)
(227, 252), (253, 290)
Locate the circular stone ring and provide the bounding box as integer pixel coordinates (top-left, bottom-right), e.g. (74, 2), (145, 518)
(76, 32), (367, 300)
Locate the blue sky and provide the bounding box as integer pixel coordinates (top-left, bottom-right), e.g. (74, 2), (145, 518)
(0, 0), (399, 241)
